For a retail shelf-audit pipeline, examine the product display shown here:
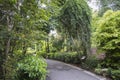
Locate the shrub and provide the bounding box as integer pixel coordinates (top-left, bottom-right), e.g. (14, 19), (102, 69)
(95, 68), (120, 80)
(95, 10), (120, 69)
(4, 53), (47, 80)
(82, 56), (99, 70)
(3, 55), (18, 80)
(45, 52), (81, 64)
(111, 69), (120, 80)
(15, 54), (47, 80)
(95, 68), (109, 76)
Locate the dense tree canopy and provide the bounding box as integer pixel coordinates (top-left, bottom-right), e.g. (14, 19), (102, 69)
(0, 0), (51, 79)
(59, 0), (91, 56)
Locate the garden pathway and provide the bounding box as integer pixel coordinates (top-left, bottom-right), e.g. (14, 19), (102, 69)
(46, 59), (106, 80)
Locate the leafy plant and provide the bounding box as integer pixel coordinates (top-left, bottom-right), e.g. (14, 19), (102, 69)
(45, 52), (81, 64)
(15, 54), (47, 80)
(111, 69), (120, 80)
(93, 10), (120, 79)
(82, 56), (99, 70)
(95, 10), (120, 69)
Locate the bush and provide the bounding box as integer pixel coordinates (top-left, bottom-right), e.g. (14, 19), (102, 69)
(95, 68), (109, 76)
(4, 53), (47, 80)
(82, 56), (99, 70)
(45, 52), (81, 64)
(95, 10), (120, 69)
(111, 69), (120, 80)
(15, 54), (47, 80)
(95, 68), (120, 80)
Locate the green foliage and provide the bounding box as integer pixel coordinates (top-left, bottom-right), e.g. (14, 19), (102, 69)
(51, 37), (64, 52)
(95, 10), (120, 73)
(15, 54), (47, 80)
(95, 68), (120, 80)
(45, 52), (81, 64)
(91, 12), (101, 47)
(95, 68), (109, 77)
(51, 0), (66, 7)
(92, 10), (120, 80)
(82, 56), (99, 70)
(3, 54), (47, 80)
(111, 69), (120, 80)
(0, 0), (51, 79)
(59, 0), (91, 56)
(0, 0), (51, 55)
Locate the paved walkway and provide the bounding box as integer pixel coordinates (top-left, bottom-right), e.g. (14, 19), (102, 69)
(46, 59), (106, 80)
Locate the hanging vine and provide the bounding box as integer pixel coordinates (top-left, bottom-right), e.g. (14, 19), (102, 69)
(59, 0), (91, 57)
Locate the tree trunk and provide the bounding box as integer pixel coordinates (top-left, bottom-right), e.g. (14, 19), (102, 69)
(46, 38), (50, 53)
(2, 15), (13, 80)
(0, 51), (4, 79)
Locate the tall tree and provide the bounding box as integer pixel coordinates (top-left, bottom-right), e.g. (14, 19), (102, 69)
(59, 0), (91, 58)
(0, 0), (51, 79)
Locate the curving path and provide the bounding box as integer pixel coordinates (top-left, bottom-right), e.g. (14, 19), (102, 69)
(46, 59), (106, 80)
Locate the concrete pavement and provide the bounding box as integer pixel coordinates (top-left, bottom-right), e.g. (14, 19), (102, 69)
(46, 59), (106, 80)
